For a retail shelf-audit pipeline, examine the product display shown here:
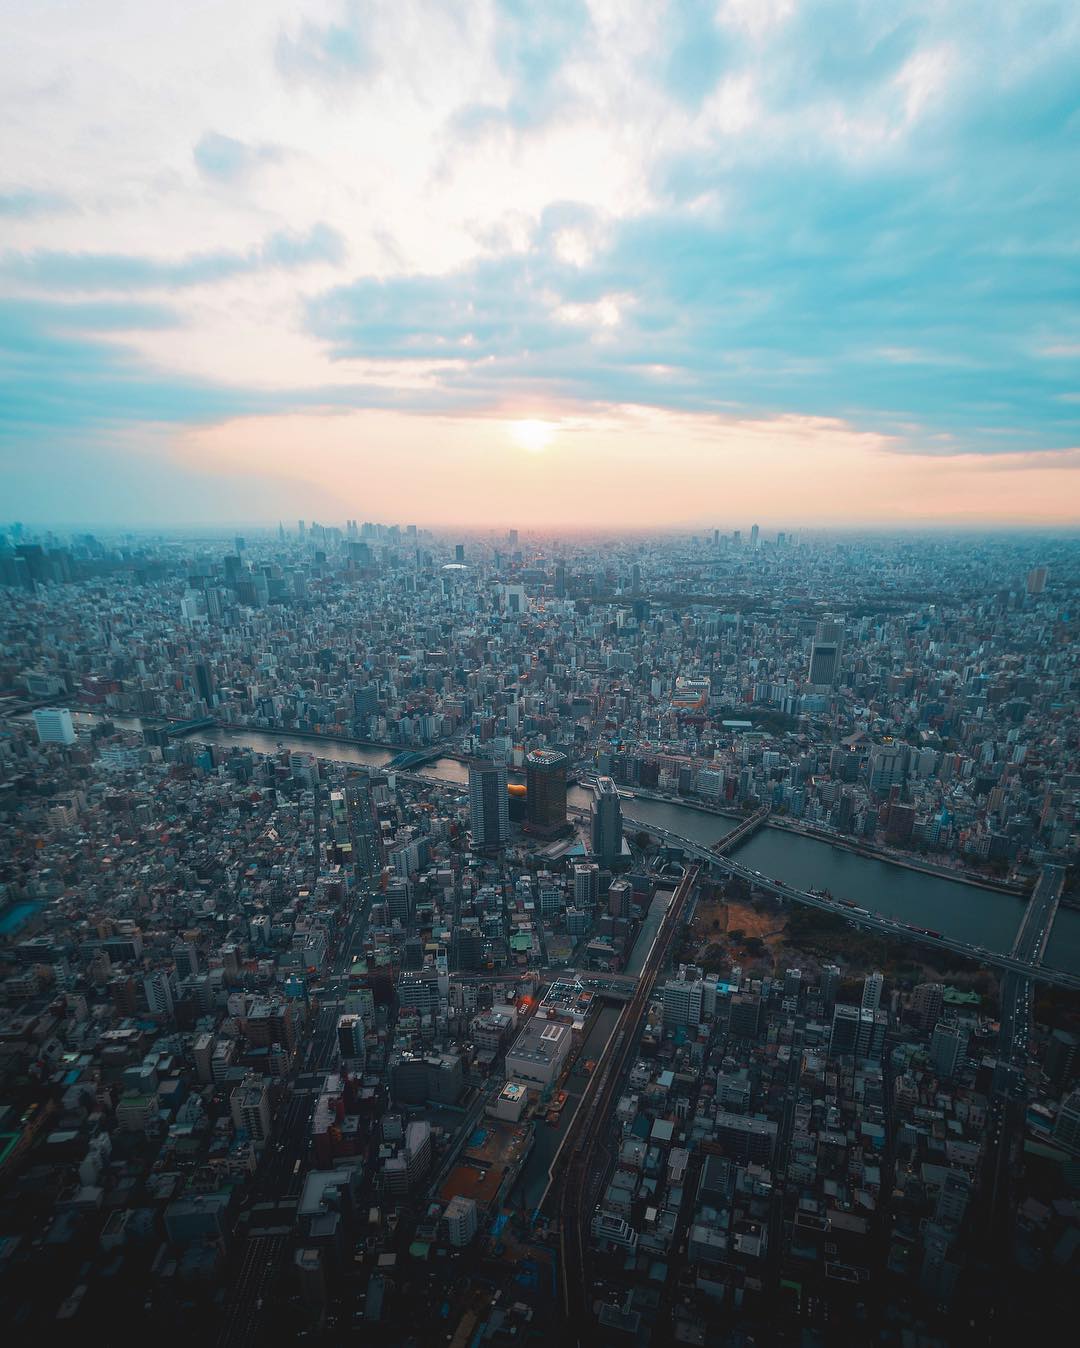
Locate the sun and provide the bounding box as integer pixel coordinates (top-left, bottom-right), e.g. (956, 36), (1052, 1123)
(509, 419), (556, 453)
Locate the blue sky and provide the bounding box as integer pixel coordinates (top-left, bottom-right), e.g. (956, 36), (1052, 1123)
(2, 1), (1078, 527)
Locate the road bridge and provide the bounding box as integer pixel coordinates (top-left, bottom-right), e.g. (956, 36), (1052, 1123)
(618, 819), (1079, 991)
(712, 804), (770, 853)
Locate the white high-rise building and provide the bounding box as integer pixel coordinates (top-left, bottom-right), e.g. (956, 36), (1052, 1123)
(32, 707), (76, 745)
(862, 971), (884, 1013)
(143, 969), (176, 1020)
(445, 1195), (478, 1246)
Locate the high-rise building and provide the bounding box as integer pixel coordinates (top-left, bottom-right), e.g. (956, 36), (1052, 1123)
(910, 982), (944, 1033)
(820, 964), (841, 1007)
(750, 523), (760, 549)
(445, 1195), (479, 1246)
(930, 1021), (967, 1078)
(808, 618), (844, 688)
(468, 759), (509, 848)
(337, 1013), (366, 1071)
(32, 707), (76, 746)
(590, 776), (623, 866)
(662, 966), (705, 1030)
(144, 969), (176, 1020)
(573, 863), (600, 909)
(830, 1004), (887, 1059)
(861, 971), (884, 1013)
(525, 749), (568, 838)
(231, 1075), (271, 1146)
(194, 661), (215, 706)
(1026, 566), (1048, 595)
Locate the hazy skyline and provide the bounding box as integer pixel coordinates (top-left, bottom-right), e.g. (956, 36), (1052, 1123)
(3, 1), (1079, 527)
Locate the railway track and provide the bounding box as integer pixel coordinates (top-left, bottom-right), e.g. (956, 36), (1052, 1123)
(556, 864), (701, 1341)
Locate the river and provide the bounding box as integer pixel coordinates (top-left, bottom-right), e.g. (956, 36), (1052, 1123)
(56, 718), (1080, 974)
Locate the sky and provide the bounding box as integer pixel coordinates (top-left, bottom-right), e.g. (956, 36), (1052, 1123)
(2, 0), (1079, 530)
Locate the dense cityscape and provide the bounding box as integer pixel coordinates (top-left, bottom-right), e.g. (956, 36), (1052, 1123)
(0, 523), (1077, 1345)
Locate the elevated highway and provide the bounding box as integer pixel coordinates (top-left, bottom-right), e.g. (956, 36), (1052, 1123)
(606, 815), (1079, 992)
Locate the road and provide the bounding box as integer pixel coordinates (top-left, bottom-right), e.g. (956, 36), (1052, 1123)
(554, 864), (701, 1343)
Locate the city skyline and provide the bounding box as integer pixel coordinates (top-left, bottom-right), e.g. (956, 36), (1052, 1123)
(3, 2), (1079, 527)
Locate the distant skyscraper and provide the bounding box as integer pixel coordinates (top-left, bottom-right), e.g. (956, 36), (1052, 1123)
(750, 523), (760, 548)
(525, 749), (568, 838)
(1026, 566), (1047, 595)
(590, 776), (623, 866)
(455, 543), (465, 563)
(820, 964), (840, 1007)
(32, 707), (76, 745)
(468, 760), (509, 848)
(862, 971), (884, 1013)
(808, 617), (844, 687)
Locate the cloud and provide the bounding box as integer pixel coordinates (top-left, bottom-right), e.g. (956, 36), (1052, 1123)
(663, 0), (730, 109)
(275, 3), (375, 87)
(2, 0), (1079, 525)
(2, 223), (346, 292)
(0, 188), (71, 217)
(193, 132), (282, 183)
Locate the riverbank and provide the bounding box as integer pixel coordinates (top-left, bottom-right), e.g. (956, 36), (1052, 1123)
(764, 815), (1029, 898)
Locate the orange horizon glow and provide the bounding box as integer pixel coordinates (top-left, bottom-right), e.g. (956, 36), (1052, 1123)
(173, 404), (1080, 529)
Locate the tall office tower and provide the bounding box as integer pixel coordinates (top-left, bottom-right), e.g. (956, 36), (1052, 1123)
(750, 523), (760, 548)
(337, 1013), (366, 1071)
(783, 968), (802, 1000)
(808, 617), (844, 687)
(194, 661), (215, 706)
(733, 530), (741, 545)
(468, 759), (509, 848)
(508, 528), (518, 546)
(32, 707), (76, 746)
(573, 863), (600, 909)
(591, 776), (623, 867)
(930, 1021), (967, 1078)
(910, 982), (945, 1033)
(454, 543), (465, 563)
(1026, 566), (1048, 595)
(553, 563), (567, 597)
(525, 749), (568, 838)
(862, 971), (884, 1013)
(820, 964), (841, 1007)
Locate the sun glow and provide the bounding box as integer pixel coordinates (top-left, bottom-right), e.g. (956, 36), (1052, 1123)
(509, 419), (556, 453)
